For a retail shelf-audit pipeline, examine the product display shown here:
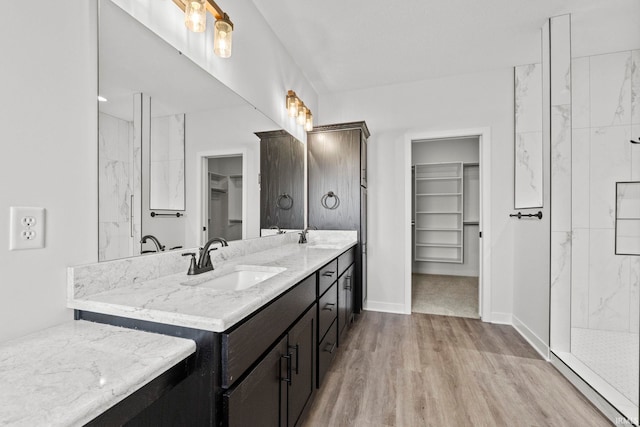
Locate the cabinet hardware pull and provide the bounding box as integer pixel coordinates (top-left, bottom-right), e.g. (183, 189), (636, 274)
(289, 344), (299, 375)
(321, 191), (340, 210)
(322, 303), (335, 311)
(324, 342), (336, 354)
(344, 275), (352, 291)
(281, 354), (292, 384)
(322, 271), (335, 277)
(276, 193), (293, 210)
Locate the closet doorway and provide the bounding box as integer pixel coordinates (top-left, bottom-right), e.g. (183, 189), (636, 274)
(405, 128), (491, 320)
(201, 154), (244, 242)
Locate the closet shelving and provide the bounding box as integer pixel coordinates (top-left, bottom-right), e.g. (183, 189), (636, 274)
(414, 162), (464, 263)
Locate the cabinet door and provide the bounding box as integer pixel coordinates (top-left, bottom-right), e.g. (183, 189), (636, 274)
(260, 132), (304, 230)
(360, 134), (367, 188)
(223, 336), (287, 427)
(308, 129), (361, 230)
(339, 264), (355, 338)
(287, 306), (316, 426)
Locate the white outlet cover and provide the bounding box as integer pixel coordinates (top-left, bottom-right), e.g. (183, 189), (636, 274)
(9, 207), (45, 250)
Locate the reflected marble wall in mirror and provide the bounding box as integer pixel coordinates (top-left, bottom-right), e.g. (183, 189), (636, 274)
(514, 63), (544, 209)
(150, 113), (185, 211)
(98, 0), (303, 262)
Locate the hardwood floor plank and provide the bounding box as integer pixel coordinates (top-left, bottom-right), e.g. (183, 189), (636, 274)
(301, 311), (612, 427)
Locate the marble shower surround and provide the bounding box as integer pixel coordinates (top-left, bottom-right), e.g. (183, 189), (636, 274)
(514, 63), (543, 208)
(570, 49), (640, 333)
(150, 113), (185, 211)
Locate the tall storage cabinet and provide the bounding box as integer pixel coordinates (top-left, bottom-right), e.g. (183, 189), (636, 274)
(257, 130), (305, 230)
(308, 122), (369, 315)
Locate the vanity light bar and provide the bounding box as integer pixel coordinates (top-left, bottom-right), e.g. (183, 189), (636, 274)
(172, 0), (234, 58)
(286, 90), (314, 131)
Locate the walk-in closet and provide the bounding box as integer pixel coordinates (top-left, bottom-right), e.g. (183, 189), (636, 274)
(411, 137), (480, 318)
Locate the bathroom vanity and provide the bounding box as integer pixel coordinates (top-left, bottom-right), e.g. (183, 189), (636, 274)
(68, 231), (357, 425)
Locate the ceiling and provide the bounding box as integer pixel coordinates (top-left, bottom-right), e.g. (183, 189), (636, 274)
(252, 0), (638, 94)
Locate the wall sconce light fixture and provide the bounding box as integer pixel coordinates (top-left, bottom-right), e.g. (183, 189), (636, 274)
(173, 0), (234, 58)
(287, 90), (314, 131)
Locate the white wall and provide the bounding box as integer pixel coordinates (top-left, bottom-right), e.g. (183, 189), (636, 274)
(319, 68), (515, 320)
(0, 1), (98, 343)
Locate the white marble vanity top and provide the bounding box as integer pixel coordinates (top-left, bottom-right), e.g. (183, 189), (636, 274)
(68, 231), (357, 333)
(0, 320), (195, 427)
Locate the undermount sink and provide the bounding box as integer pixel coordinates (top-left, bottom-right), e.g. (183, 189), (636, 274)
(182, 265), (286, 291)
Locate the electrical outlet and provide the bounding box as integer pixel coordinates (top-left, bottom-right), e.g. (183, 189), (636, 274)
(9, 207), (45, 250)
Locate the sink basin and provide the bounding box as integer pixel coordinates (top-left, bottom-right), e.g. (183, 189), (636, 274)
(183, 265), (286, 291)
(307, 244), (343, 250)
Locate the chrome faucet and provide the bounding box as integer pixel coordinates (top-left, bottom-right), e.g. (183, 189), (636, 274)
(182, 237), (229, 275)
(141, 235), (165, 252)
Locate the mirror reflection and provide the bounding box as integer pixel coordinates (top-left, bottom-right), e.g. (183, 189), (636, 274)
(98, 0), (299, 261)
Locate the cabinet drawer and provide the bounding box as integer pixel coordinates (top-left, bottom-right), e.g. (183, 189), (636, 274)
(317, 318), (338, 387)
(318, 259), (338, 296)
(338, 246), (355, 277)
(318, 282), (338, 341)
(222, 274), (316, 388)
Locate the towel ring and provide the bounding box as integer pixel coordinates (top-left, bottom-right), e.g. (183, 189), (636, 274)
(276, 193), (293, 210)
(321, 191), (340, 210)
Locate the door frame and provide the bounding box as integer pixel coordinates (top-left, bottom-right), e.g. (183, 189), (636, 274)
(403, 127), (492, 320)
(196, 148), (247, 246)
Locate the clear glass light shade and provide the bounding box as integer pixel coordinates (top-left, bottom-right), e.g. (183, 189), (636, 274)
(287, 93), (299, 118)
(185, 0), (206, 33)
(305, 110), (313, 131)
(297, 105), (307, 125)
(214, 17), (233, 58)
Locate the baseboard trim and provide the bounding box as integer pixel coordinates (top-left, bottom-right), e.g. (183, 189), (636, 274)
(363, 300), (409, 315)
(512, 315), (550, 360)
(488, 312), (512, 324)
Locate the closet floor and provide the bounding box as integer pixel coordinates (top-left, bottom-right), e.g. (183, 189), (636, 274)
(412, 273), (479, 318)
(302, 311), (610, 427)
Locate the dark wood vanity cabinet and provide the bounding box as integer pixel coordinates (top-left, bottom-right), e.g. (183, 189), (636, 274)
(223, 306), (315, 427)
(257, 130), (305, 230)
(308, 122), (369, 315)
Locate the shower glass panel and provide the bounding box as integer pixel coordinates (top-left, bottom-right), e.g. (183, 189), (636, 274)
(549, 7), (639, 423)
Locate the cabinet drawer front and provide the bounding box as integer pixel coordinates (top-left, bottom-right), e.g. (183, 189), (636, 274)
(338, 264), (355, 338)
(318, 260), (338, 296)
(222, 274), (316, 388)
(317, 318), (338, 387)
(318, 282), (338, 341)
(338, 246), (355, 277)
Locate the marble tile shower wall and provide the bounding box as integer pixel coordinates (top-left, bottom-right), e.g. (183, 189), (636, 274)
(98, 112), (141, 261)
(570, 49), (640, 333)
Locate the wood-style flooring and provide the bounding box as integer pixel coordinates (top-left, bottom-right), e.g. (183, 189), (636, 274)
(302, 311), (611, 427)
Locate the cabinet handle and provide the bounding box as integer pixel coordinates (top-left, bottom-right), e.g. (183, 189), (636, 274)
(280, 354), (292, 384)
(322, 271), (335, 277)
(324, 342), (336, 354)
(344, 275), (352, 291)
(322, 303), (335, 311)
(289, 344), (299, 375)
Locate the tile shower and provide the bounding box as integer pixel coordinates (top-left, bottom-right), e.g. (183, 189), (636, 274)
(550, 13), (640, 421)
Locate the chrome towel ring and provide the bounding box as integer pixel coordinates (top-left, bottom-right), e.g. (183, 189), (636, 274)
(321, 191), (340, 210)
(276, 193), (294, 210)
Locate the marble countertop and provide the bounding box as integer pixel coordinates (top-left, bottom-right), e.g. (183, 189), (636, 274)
(0, 320), (195, 427)
(68, 237), (357, 333)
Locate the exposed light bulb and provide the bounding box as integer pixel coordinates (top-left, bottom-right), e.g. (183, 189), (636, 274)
(287, 91), (298, 117)
(185, 0), (206, 33)
(297, 105), (307, 125)
(214, 15), (233, 58)
(305, 110), (313, 132)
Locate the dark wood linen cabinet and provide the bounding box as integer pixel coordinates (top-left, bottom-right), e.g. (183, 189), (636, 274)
(308, 122), (369, 314)
(257, 130), (305, 230)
